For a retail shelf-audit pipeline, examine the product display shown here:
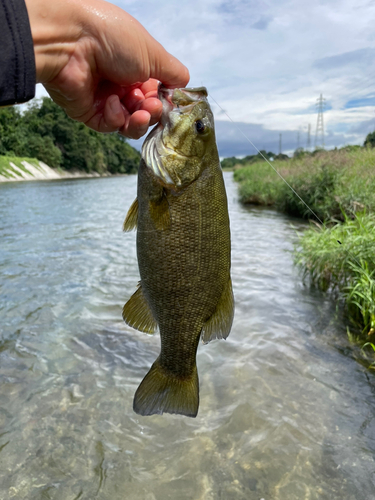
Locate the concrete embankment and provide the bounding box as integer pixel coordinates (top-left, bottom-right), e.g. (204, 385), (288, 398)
(0, 157), (107, 183)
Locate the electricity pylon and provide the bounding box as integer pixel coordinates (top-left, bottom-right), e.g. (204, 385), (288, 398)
(315, 94), (325, 149)
(306, 123), (311, 150)
(279, 133), (282, 154)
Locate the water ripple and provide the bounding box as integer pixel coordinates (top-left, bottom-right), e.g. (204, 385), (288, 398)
(0, 174), (374, 499)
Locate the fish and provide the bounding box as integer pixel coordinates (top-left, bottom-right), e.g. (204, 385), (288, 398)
(122, 85), (234, 417)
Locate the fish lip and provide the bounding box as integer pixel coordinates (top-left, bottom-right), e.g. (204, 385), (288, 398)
(158, 85), (208, 112)
(158, 85), (174, 120)
(158, 84), (208, 99)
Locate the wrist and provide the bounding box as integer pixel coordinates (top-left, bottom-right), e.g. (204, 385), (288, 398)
(24, 0), (85, 84)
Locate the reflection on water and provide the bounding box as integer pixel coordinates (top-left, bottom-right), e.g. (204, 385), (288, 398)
(0, 173), (374, 499)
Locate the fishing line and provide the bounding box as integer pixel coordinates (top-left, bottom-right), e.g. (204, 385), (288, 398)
(208, 93), (325, 225)
(208, 92), (367, 270)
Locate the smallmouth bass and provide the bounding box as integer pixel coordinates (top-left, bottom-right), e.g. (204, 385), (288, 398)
(123, 85), (234, 417)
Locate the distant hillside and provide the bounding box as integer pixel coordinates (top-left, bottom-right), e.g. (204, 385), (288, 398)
(220, 150), (282, 170)
(0, 98), (140, 175)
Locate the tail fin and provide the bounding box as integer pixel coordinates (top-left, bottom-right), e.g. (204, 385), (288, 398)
(133, 357), (199, 418)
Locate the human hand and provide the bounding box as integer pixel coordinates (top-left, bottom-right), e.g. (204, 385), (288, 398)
(25, 0), (189, 139)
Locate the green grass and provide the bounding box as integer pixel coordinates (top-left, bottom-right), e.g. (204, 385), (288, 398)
(0, 156), (42, 178)
(362, 342), (375, 370)
(295, 212), (375, 346)
(233, 147), (375, 361)
(233, 161), (284, 205)
(233, 147), (375, 222)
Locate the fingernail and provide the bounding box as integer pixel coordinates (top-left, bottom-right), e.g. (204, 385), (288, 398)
(109, 96), (122, 115)
(134, 125), (148, 140)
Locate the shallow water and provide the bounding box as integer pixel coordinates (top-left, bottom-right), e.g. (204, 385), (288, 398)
(0, 173), (374, 500)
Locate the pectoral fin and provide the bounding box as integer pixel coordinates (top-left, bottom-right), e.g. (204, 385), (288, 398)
(123, 283), (158, 334)
(149, 194), (171, 231)
(123, 198), (139, 232)
(201, 277), (234, 344)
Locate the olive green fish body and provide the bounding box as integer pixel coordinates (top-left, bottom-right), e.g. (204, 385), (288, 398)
(123, 86), (234, 417)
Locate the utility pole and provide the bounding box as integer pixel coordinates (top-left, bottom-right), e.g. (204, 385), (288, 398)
(279, 133), (282, 155)
(307, 123), (311, 150)
(315, 94), (325, 149)
(297, 130), (300, 150)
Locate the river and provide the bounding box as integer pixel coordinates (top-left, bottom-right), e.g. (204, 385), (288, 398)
(0, 172), (374, 499)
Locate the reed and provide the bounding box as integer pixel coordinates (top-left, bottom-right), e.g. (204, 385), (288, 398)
(233, 147), (375, 352)
(233, 147), (375, 221)
(295, 212), (375, 337)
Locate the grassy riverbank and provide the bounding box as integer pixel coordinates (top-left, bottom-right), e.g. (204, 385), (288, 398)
(295, 213), (375, 335)
(0, 155), (115, 182)
(0, 156), (42, 178)
(233, 147), (375, 222)
(233, 147), (375, 351)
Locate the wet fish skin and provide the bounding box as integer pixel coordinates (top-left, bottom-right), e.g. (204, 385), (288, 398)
(123, 86), (234, 417)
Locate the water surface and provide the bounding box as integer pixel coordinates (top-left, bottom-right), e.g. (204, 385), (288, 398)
(0, 173), (374, 499)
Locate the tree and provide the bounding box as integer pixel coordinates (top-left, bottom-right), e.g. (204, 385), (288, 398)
(0, 107), (23, 155)
(364, 131), (375, 148)
(0, 98), (140, 173)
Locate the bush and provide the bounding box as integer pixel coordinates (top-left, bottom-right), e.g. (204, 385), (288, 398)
(26, 135), (62, 168)
(295, 212), (375, 335)
(279, 164), (342, 221)
(364, 131), (375, 148)
(233, 147), (375, 222)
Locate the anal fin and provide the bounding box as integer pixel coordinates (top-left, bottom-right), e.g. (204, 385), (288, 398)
(123, 283), (158, 334)
(201, 277), (234, 344)
(123, 198), (138, 232)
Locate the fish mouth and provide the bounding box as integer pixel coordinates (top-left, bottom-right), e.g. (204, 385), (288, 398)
(158, 85), (208, 104)
(141, 86), (209, 187)
(158, 85), (208, 120)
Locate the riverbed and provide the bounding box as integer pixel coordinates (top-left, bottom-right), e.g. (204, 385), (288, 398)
(0, 173), (374, 499)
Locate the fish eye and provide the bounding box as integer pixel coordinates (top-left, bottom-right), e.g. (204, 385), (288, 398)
(195, 120), (206, 134)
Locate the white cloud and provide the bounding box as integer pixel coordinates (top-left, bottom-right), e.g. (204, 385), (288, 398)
(117, 0), (375, 154)
(33, 0), (375, 155)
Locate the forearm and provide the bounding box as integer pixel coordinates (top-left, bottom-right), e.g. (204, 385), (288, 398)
(0, 0), (35, 105)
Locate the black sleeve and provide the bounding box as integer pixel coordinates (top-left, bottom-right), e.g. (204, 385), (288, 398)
(0, 0), (36, 106)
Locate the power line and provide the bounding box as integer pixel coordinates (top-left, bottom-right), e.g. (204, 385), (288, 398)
(330, 71), (375, 101)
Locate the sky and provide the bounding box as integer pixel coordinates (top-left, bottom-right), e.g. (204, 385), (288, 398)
(35, 0), (375, 157)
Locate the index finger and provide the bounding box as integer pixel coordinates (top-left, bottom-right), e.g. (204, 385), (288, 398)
(139, 79), (160, 98)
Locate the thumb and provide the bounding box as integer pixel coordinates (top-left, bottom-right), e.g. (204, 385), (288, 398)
(146, 40), (190, 89)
